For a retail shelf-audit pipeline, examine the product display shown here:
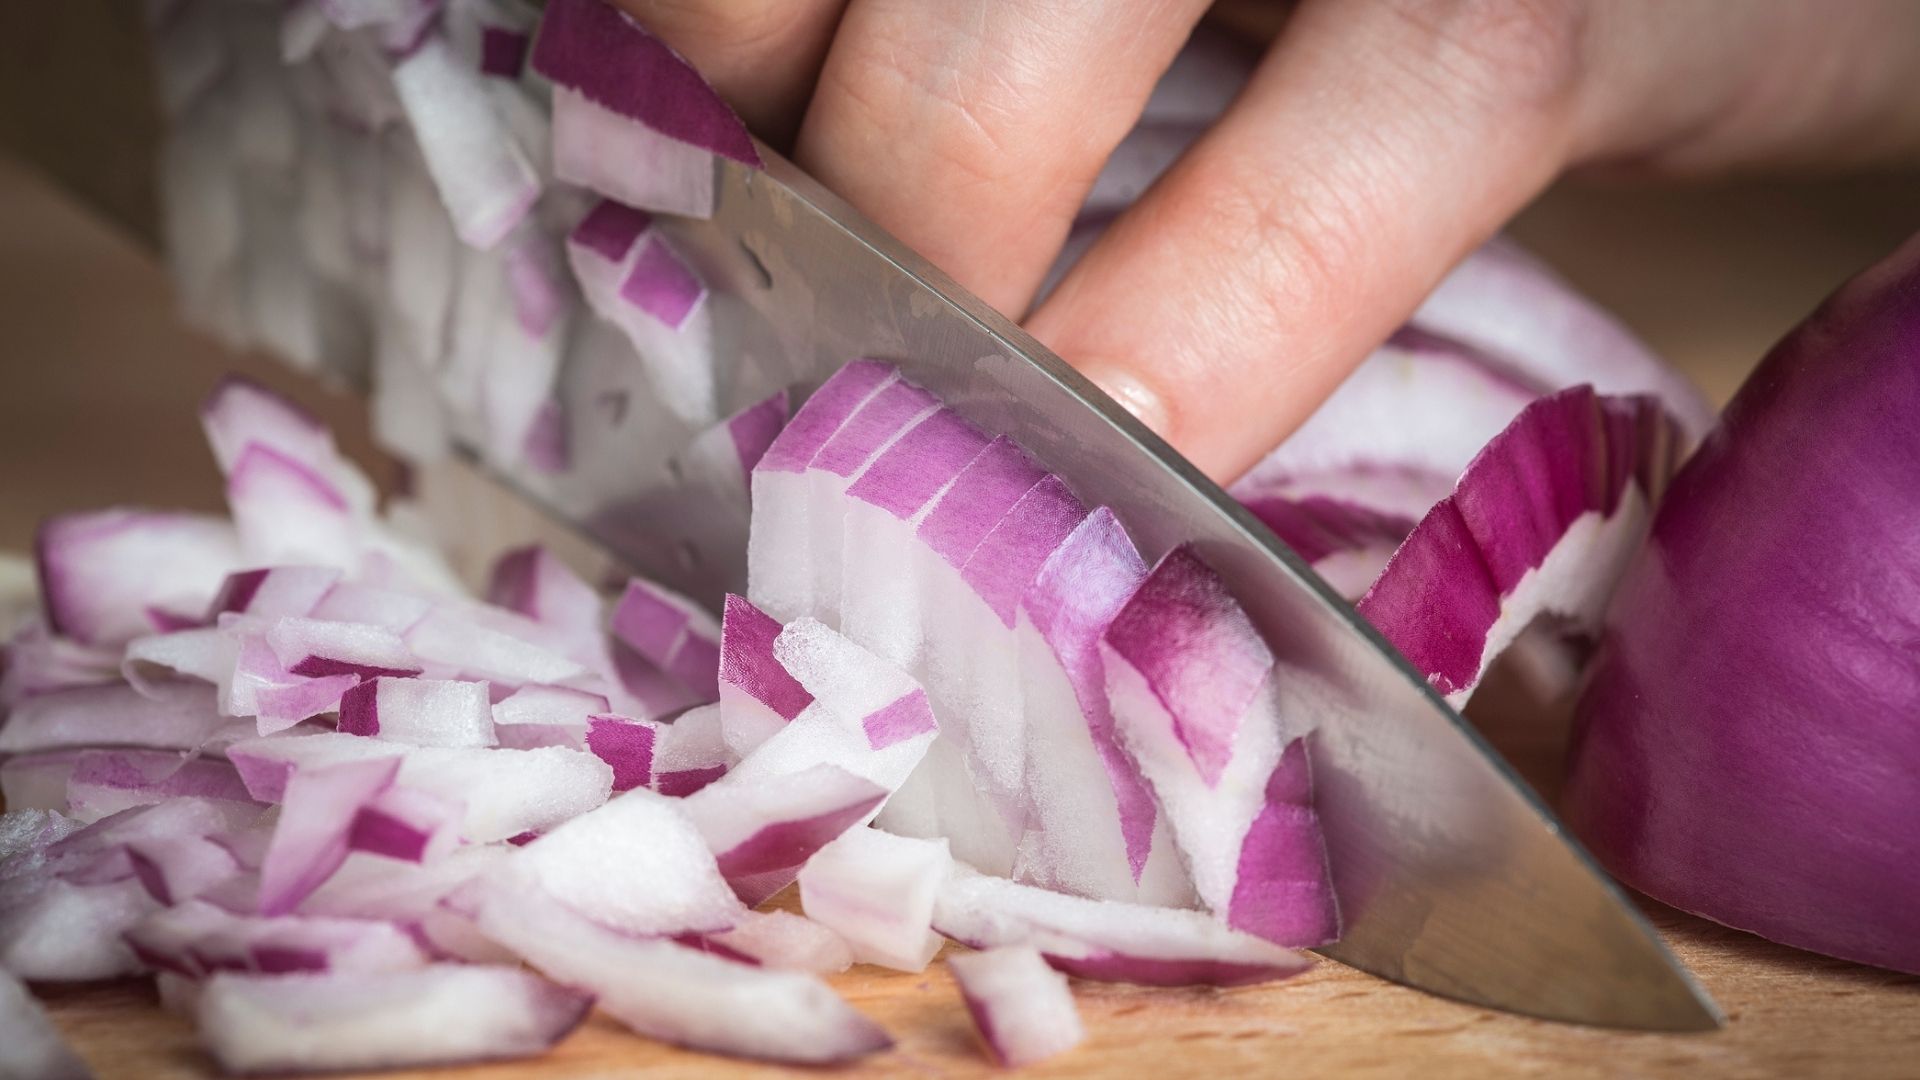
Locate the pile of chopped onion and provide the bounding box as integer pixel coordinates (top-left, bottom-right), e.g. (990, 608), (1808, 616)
(2, 372), (1341, 1073)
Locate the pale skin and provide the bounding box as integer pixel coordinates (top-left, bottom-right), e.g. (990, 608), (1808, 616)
(617, 0), (1920, 482)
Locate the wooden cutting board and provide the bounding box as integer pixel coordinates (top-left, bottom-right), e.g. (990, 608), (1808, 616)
(3, 138), (1918, 1078)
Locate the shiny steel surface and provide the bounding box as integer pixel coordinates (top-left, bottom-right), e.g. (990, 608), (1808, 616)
(494, 146), (1719, 1031)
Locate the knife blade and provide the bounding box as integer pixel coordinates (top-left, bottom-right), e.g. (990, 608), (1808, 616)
(481, 145), (1716, 1031)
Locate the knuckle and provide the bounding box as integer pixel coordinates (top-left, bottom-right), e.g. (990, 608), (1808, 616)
(818, 22), (1036, 190)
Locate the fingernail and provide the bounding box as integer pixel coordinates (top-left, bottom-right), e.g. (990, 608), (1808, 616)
(1091, 370), (1172, 437)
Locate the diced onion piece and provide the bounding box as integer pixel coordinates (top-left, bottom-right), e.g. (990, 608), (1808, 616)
(229, 733), (611, 842)
(0, 968), (93, 1080)
(391, 35), (538, 250)
(682, 762), (886, 906)
(484, 545), (602, 638)
(935, 866), (1311, 987)
(716, 594), (812, 757)
(798, 828), (950, 972)
(699, 910), (853, 974)
(207, 565), (342, 620)
(258, 756), (403, 915)
(949, 946), (1084, 1068)
(338, 676), (497, 747)
(499, 786), (742, 935)
(196, 965), (590, 1075)
(476, 881), (889, 1064)
(583, 712), (660, 791)
(611, 578), (721, 702)
(0, 682), (226, 756)
(34, 510), (242, 647)
(0, 875), (155, 981)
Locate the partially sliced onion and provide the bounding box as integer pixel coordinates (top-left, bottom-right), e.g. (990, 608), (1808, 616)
(749, 360), (899, 620)
(1567, 236), (1920, 974)
(1412, 239), (1716, 439)
(1013, 508), (1185, 904)
(196, 965), (590, 1075)
(948, 945), (1084, 1068)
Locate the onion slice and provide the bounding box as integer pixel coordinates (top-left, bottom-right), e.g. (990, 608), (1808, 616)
(1357, 386), (1681, 705)
(1102, 546), (1339, 947)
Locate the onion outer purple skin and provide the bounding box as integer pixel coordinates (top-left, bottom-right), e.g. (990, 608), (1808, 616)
(1566, 235), (1920, 975)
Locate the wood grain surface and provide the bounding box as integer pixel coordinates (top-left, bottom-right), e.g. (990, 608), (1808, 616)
(2, 143), (1917, 1078)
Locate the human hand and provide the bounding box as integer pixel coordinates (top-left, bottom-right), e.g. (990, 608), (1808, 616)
(620, 0), (1920, 480)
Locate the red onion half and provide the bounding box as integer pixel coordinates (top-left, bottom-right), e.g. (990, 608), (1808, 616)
(1566, 235), (1920, 974)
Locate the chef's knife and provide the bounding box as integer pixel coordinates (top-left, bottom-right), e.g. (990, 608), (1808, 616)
(6, 18), (1720, 1023)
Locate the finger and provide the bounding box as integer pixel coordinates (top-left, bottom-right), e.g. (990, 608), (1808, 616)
(1027, 0), (1589, 481)
(794, 0), (1214, 319)
(613, 0), (848, 144)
